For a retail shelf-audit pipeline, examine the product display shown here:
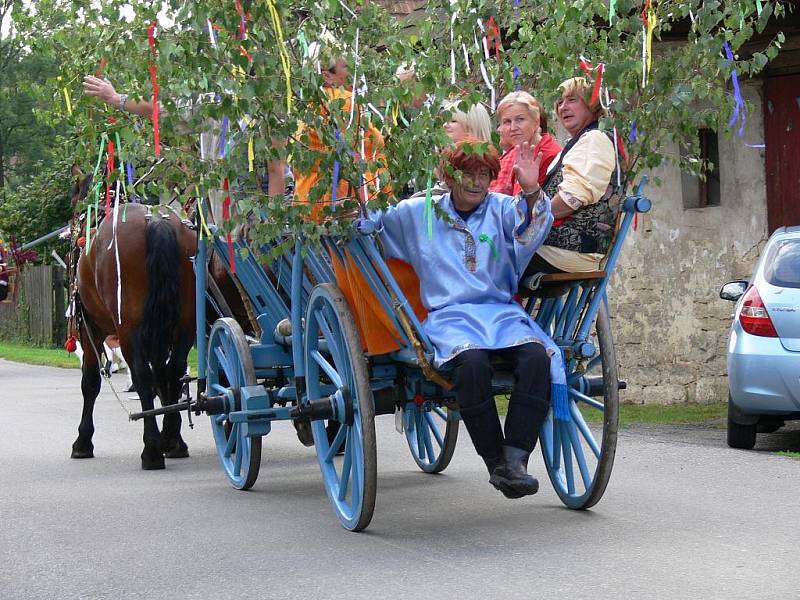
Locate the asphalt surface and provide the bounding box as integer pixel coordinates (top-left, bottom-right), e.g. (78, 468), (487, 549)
(1, 358), (799, 600)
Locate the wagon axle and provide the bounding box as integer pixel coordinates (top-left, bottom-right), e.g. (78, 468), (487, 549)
(130, 388), (350, 426)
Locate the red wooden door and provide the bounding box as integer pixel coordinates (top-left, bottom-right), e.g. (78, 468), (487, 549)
(765, 74), (800, 232)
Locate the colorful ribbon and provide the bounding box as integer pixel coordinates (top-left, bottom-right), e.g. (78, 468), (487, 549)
(218, 116), (229, 158)
(723, 42), (747, 137)
(222, 178), (236, 273)
(424, 174), (433, 240)
(331, 129), (341, 210)
(235, 0), (247, 40)
(147, 21), (161, 157)
(478, 233), (498, 260)
(486, 16), (502, 62)
(640, 2), (656, 87)
(63, 88), (73, 115)
(266, 0), (293, 113)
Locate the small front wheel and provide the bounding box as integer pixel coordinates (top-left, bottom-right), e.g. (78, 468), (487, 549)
(404, 402), (459, 473)
(305, 284), (377, 532)
(207, 318), (262, 490)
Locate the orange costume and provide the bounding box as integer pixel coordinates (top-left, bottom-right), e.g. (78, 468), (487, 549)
(293, 87), (427, 355)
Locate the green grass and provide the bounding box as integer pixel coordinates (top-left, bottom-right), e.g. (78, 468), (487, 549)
(776, 451), (800, 460)
(496, 394), (727, 425)
(0, 339), (199, 374)
(0, 340), (80, 369)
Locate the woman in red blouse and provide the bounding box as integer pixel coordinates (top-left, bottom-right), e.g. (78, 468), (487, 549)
(489, 91), (561, 195)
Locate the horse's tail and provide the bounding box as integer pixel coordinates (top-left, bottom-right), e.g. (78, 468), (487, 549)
(140, 216), (181, 375)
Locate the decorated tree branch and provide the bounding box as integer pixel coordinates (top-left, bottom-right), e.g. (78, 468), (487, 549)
(22, 0), (788, 248)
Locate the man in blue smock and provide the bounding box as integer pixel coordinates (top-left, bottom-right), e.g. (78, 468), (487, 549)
(375, 138), (559, 498)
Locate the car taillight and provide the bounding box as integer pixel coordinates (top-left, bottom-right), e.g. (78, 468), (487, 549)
(739, 286), (778, 337)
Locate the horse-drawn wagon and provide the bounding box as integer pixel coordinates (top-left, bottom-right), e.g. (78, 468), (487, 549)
(130, 180), (651, 531)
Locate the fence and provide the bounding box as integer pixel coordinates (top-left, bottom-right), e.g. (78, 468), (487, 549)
(0, 265), (66, 346)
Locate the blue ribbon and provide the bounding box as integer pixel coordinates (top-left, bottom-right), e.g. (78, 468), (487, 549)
(513, 66), (521, 90)
(331, 129), (342, 210)
(723, 42), (747, 137)
(126, 161), (135, 190)
(629, 121), (637, 144)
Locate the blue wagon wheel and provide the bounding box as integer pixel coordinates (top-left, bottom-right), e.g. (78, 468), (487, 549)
(540, 301), (618, 509)
(305, 284), (377, 531)
(207, 318), (262, 491)
(404, 401), (459, 473)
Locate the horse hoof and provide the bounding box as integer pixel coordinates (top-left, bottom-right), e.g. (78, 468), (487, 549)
(164, 446), (189, 459)
(141, 457), (166, 470)
(71, 441), (94, 459)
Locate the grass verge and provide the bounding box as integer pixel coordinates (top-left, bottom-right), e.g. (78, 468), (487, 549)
(496, 395), (727, 425)
(0, 340), (80, 369)
(0, 340), (199, 374)
(776, 451), (800, 460)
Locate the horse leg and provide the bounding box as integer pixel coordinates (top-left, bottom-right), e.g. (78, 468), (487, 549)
(160, 335), (192, 459)
(129, 341), (165, 470)
(71, 331), (101, 459)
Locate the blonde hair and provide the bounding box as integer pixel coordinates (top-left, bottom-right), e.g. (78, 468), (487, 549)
(496, 91), (541, 124)
(443, 100), (492, 142)
(556, 77), (607, 118)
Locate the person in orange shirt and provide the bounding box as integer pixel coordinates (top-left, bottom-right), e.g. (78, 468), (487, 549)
(292, 48), (389, 222)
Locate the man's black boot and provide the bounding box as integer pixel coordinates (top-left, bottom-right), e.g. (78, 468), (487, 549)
(489, 445), (539, 497)
(482, 455), (525, 499)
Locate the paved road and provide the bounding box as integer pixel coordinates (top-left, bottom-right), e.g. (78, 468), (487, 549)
(1, 359), (799, 600)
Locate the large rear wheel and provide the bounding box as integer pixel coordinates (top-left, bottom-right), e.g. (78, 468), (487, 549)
(540, 301), (618, 509)
(305, 284), (377, 531)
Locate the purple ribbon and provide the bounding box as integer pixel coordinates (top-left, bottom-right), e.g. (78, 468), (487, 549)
(331, 129), (342, 210)
(629, 122), (638, 144)
(723, 42), (747, 137)
(218, 116), (229, 158)
(513, 66), (521, 90)
(126, 161), (135, 189)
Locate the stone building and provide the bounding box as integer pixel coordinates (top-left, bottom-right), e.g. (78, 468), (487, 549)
(376, 2), (800, 404)
(609, 15), (800, 404)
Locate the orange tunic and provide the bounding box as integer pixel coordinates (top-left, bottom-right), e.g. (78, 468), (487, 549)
(293, 87), (427, 355)
(293, 87), (388, 221)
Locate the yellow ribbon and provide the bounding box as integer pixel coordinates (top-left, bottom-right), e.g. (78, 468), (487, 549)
(646, 9), (656, 77)
(248, 137), (255, 172)
(266, 0), (293, 114)
(63, 87), (73, 115)
(195, 186), (213, 240)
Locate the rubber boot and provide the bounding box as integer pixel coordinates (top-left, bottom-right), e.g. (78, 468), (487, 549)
(489, 445), (539, 497)
(482, 455), (525, 499)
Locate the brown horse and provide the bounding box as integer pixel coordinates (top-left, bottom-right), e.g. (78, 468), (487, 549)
(69, 186), (198, 470)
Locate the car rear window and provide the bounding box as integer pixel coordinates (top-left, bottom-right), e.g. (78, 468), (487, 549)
(764, 239), (800, 289)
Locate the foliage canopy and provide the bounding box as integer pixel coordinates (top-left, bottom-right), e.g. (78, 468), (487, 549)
(15, 0), (789, 246)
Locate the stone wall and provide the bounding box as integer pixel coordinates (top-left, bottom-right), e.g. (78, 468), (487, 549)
(607, 80), (769, 405)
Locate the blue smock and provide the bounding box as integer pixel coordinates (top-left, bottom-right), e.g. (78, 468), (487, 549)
(374, 191), (554, 368)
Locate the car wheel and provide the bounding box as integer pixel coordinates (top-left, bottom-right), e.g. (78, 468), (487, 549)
(727, 395), (757, 450)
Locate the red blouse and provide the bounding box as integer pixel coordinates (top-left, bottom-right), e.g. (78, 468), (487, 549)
(489, 133), (562, 196)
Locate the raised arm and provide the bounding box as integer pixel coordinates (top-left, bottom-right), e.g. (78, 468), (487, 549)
(82, 76), (153, 117)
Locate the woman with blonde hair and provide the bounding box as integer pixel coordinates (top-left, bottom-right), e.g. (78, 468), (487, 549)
(442, 100), (492, 143)
(490, 90), (561, 196)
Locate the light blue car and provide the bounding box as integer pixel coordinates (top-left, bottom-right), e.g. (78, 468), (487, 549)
(720, 226), (800, 449)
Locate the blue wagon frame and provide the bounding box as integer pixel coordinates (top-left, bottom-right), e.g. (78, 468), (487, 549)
(187, 182), (651, 531)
